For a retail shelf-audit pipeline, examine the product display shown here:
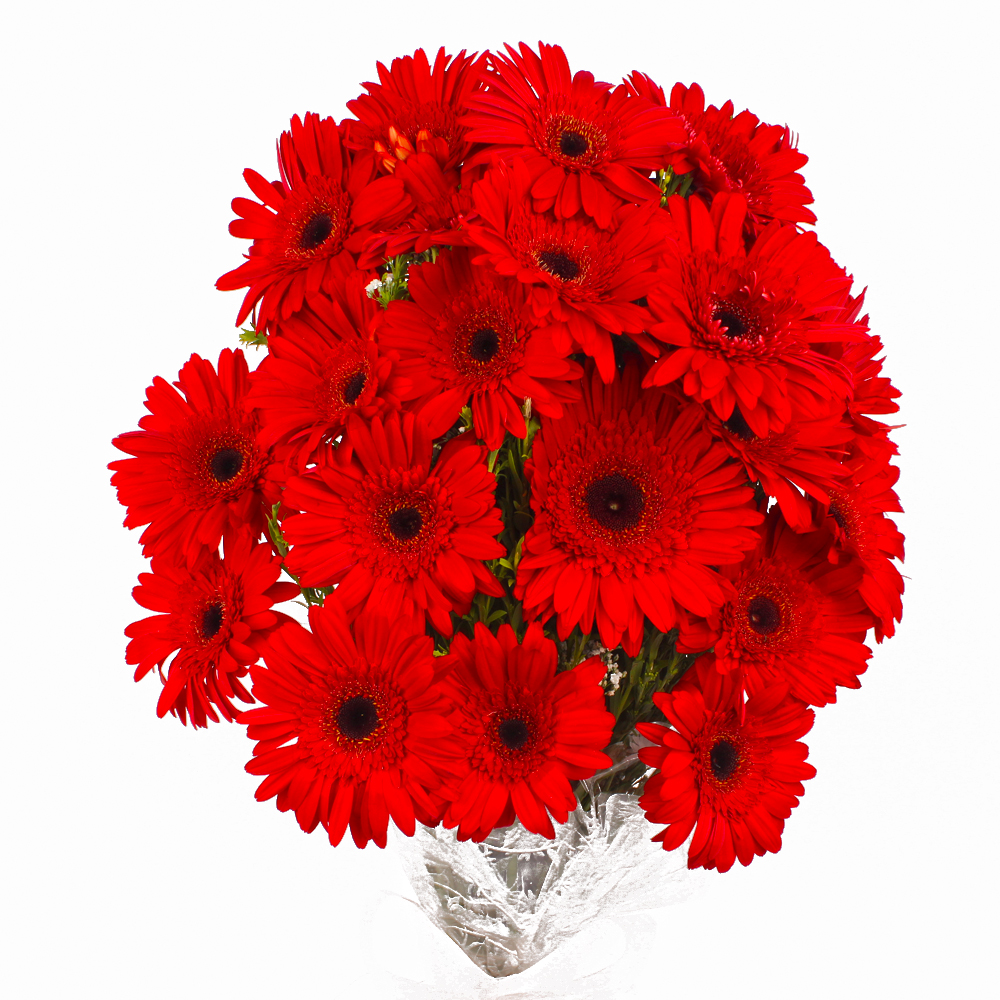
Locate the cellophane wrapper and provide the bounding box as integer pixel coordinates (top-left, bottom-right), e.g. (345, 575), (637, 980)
(395, 787), (701, 978)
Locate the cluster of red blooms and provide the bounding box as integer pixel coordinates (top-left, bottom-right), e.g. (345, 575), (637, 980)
(110, 43), (903, 873)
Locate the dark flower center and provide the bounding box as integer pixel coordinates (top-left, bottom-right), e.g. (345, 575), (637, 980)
(538, 251), (580, 281)
(585, 473), (645, 531)
(710, 739), (740, 780)
(747, 595), (781, 635)
(343, 370), (367, 405)
(722, 405), (755, 441)
(713, 308), (747, 339)
(468, 327), (500, 362)
(337, 696), (379, 740)
(559, 130), (589, 157)
(211, 448), (243, 483)
(829, 503), (849, 534)
(388, 506), (423, 540)
(201, 602), (224, 639)
(497, 718), (530, 750)
(300, 213), (334, 250)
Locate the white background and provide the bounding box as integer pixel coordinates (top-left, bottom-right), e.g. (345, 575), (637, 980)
(2, 1), (996, 997)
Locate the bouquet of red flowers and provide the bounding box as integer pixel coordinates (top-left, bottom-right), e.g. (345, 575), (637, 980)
(110, 42), (903, 977)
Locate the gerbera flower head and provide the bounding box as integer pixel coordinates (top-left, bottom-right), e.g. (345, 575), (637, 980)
(638, 675), (816, 872)
(464, 42), (685, 228)
(441, 622), (614, 841)
(514, 362), (763, 656)
(379, 248), (582, 448)
(627, 77), (816, 234)
(281, 411), (506, 635)
(110, 349), (280, 566)
(248, 264), (408, 469)
(469, 159), (668, 381)
(843, 334), (901, 430)
(816, 452), (904, 641)
(216, 112), (411, 330)
(644, 193), (859, 434)
(347, 47), (488, 174)
(706, 403), (852, 531)
(357, 152), (476, 269)
(242, 600), (462, 848)
(707, 510), (874, 707)
(125, 533), (299, 727)
(817, 291), (902, 464)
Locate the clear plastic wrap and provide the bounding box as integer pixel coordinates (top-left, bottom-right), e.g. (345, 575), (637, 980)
(394, 791), (702, 979)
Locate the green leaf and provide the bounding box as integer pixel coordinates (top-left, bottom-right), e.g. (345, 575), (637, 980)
(239, 325), (268, 349)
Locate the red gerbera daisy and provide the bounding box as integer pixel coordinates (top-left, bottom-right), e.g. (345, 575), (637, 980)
(818, 291), (902, 465)
(464, 42), (684, 228)
(843, 334), (901, 436)
(242, 601), (461, 848)
(379, 248), (582, 448)
(815, 452), (904, 641)
(281, 411), (505, 635)
(357, 152), (476, 268)
(441, 622), (614, 841)
(638, 677), (816, 872)
(644, 193), (859, 434)
(706, 404), (851, 532)
(216, 112), (411, 330)
(125, 534), (299, 727)
(627, 76), (816, 233)
(110, 349), (279, 567)
(514, 363), (762, 656)
(706, 511), (873, 707)
(347, 47), (488, 175)
(248, 265), (408, 470)
(469, 160), (668, 381)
